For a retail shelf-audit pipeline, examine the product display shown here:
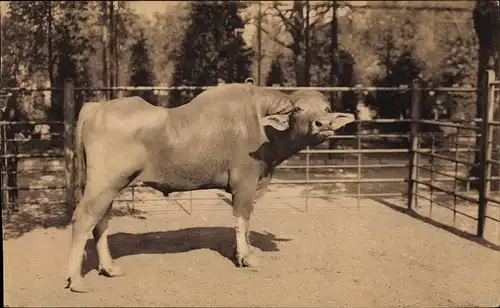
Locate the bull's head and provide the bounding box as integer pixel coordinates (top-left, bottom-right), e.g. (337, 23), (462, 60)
(261, 90), (355, 147)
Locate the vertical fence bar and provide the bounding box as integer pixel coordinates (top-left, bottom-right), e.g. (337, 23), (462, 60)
(1, 121), (8, 207)
(465, 133), (472, 192)
(478, 70), (496, 237)
(64, 79), (76, 219)
(305, 146), (310, 212)
(356, 120), (362, 210)
(189, 191), (193, 215)
(429, 135), (435, 217)
(407, 79), (422, 210)
(128, 186), (135, 214)
(453, 128), (460, 224)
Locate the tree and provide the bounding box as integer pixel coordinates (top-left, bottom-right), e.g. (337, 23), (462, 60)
(51, 1), (94, 120)
(4, 1), (54, 118)
(265, 57), (287, 86)
(471, 0), (500, 190)
(147, 2), (190, 86)
(169, 1), (253, 108)
(257, 1), (331, 87)
(128, 31), (157, 104)
(347, 6), (423, 133)
(4, 1), (96, 120)
(109, 1), (142, 99)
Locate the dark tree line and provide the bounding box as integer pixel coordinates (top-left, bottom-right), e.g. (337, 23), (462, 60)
(169, 1), (253, 108)
(128, 30), (157, 105)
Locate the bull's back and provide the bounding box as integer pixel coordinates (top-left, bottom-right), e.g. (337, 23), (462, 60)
(84, 97), (163, 137)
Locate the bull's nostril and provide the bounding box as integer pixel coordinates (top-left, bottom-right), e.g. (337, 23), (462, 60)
(314, 120), (323, 128)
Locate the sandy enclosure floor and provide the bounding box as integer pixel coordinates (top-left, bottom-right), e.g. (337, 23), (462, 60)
(3, 195), (499, 307)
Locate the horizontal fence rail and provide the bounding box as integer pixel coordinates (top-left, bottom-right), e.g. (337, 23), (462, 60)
(0, 85), (480, 92)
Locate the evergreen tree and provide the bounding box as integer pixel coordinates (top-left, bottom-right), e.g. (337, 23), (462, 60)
(52, 1), (94, 121)
(5, 1), (94, 121)
(169, 1), (253, 108)
(129, 31), (157, 104)
(371, 51), (422, 134)
(265, 57), (286, 86)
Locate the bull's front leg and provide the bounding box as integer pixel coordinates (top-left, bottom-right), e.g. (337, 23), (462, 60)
(231, 182), (259, 268)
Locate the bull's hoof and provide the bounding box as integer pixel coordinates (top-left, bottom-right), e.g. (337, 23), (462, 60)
(66, 277), (90, 293)
(237, 253), (260, 269)
(98, 264), (125, 278)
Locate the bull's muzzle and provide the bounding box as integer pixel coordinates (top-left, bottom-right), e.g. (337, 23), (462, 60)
(313, 113), (355, 139)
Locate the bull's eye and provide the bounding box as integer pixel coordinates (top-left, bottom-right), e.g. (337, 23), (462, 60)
(292, 106), (303, 113)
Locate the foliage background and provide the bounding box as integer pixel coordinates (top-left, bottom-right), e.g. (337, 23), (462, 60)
(0, 1), (478, 123)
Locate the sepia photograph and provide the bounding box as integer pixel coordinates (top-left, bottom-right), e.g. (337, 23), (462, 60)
(1, 0), (499, 306)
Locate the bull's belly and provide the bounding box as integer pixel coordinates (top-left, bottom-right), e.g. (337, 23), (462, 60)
(137, 167), (230, 194)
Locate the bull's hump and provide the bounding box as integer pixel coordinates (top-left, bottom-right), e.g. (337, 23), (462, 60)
(252, 88), (292, 117)
(193, 84), (253, 105)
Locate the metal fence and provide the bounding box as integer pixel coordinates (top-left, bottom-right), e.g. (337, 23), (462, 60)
(407, 71), (499, 239)
(1, 71), (499, 240)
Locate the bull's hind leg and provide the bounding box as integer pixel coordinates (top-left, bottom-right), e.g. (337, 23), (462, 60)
(66, 184), (122, 293)
(93, 205), (125, 278)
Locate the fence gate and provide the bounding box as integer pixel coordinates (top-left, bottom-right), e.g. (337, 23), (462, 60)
(407, 70), (499, 241)
(1, 83), (74, 224)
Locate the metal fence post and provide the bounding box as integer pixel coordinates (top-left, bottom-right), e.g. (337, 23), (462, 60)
(0, 120), (7, 209)
(407, 78), (422, 210)
(189, 191), (193, 215)
(305, 146), (310, 212)
(356, 120), (362, 210)
(64, 79), (76, 219)
(477, 70), (496, 237)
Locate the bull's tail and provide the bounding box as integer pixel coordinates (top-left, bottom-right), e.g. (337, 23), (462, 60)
(74, 103), (98, 204)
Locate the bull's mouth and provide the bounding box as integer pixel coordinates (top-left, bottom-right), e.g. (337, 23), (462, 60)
(311, 130), (336, 143)
(318, 130), (335, 139)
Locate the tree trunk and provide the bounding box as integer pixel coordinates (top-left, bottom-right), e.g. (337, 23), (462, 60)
(293, 46), (307, 86)
(47, 2), (53, 90)
(109, 0), (115, 99)
(328, 0), (340, 159)
(471, 0), (500, 191)
(304, 0), (310, 87)
(101, 1), (109, 100)
(45, 2), (56, 121)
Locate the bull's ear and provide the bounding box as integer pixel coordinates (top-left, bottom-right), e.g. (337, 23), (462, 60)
(330, 113), (356, 130)
(261, 114), (289, 131)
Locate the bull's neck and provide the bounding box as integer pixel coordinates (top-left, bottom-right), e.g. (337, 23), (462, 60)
(272, 134), (309, 167)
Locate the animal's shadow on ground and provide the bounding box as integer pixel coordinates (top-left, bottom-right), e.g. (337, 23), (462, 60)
(82, 227), (292, 275)
(2, 206), (146, 240)
(375, 198), (500, 251)
(2, 207), (69, 239)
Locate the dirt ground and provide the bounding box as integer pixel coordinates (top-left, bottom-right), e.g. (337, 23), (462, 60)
(3, 194), (499, 307)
